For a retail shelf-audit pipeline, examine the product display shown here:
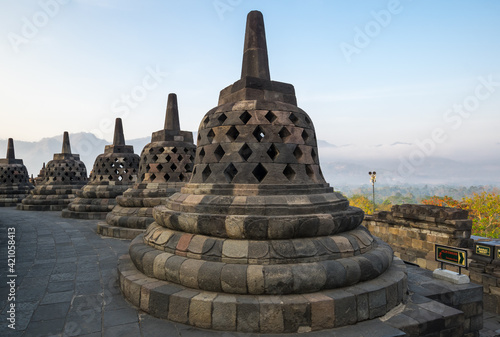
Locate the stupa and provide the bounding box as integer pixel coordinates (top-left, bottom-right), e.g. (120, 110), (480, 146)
(118, 11), (406, 333)
(18, 132), (88, 211)
(62, 118), (140, 219)
(0, 139), (33, 206)
(34, 162), (46, 186)
(97, 94), (196, 239)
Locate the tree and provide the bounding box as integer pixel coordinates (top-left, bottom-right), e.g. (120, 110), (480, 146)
(421, 192), (500, 239)
(463, 192), (500, 238)
(349, 194), (373, 214)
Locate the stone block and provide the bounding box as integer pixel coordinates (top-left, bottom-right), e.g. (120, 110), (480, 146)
(212, 294), (237, 331)
(236, 296), (260, 332)
(189, 292), (217, 328)
(258, 295), (284, 333)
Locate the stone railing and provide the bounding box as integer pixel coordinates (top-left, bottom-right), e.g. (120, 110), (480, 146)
(363, 204), (474, 273)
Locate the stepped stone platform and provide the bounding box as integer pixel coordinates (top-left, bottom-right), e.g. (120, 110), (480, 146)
(62, 118), (140, 220)
(118, 11), (410, 333)
(0, 207), (492, 337)
(97, 93), (196, 239)
(0, 138), (33, 206)
(17, 132), (88, 211)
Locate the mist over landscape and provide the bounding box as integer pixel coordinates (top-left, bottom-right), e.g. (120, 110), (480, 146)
(2, 132), (499, 191)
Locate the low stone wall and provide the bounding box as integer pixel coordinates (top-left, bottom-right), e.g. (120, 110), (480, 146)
(363, 204), (474, 273)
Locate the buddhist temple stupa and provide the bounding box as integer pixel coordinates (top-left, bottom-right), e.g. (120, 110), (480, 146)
(97, 94), (196, 238)
(0, 138), (33, 206)
(117, 11), (406, 333)
(62, 118), (140, 219)
(18, 132), (88, 211)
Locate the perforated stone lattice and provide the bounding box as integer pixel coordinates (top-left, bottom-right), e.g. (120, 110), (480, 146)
(139, 144), (195, 183)
(0, 165), (29, 184)
(191, 106), (325, 184)
(42, 160), (87, 184)
(91, 155), (140, 183)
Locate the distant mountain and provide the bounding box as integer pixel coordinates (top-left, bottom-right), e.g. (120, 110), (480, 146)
(0, 133), (150, 178)
(1, 134), (499, 187)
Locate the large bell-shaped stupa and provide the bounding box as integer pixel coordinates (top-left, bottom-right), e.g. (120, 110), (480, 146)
(18, 132), (88, 211)
(0, 138), (33, 206)
(62, 118), (140, 219)
(118, 11), (406, 333)
(98, 94), (196, 238)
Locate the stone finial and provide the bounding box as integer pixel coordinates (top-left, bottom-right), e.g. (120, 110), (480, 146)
(61, 132), (72, 154)
(6, 138), (15, 160)
(164, 93), (180, 131)
(113, 118), (126, 146)
(42, 162), (45, 169)
(241, 10), (270, 80)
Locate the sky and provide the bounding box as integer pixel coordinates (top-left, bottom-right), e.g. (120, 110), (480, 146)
(1, 0), (500, 170)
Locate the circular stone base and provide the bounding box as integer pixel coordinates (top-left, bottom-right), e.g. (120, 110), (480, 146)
(17, 203), (67, 211)
(118, 254), (407, 333)
(97, 222), (144, 239)
(61, 209), (109, 220)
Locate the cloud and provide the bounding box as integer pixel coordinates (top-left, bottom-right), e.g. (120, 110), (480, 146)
(390, 142), (412, 146)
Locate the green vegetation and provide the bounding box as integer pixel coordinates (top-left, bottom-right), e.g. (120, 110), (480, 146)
(341, 185), (500, 238)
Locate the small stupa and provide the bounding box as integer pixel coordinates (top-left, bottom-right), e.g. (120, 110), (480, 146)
(62, 118), (140, 219)
(97, 94), (196, 238)
(118, 11), (406, 333)
(34, 162), (46, 186)
(18, 132), (88, 211)
(0, 139), (33, 206)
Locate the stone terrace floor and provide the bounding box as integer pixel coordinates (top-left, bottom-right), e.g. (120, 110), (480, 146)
(1, 207), (500, 337)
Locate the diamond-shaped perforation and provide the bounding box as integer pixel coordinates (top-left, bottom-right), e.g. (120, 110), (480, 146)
(306, 165), (314, 179)
(157, 164), (163, 171)
(159, 147), (165, 154)
(179, 173), (186, 182)
(311, 148), (317, 162)
(172, 147), (178, 154)
(164, 173), (170, 181)
(166, 154), (171, 162)
(283, 164), (296, 181)
(207, 129), (215, 144)
(223, 163), (238, 183)
(252, 163), (267, 182)
(177, 154), (183, 161)
(226, 126), (240, 141)
(305, 116), (311, 125)
(293, 146), (303, 160)
(202, 165), (212, 182)
(278, 127), (291, 141)
(199, 148), (205, 161)
(218, 113), (227, 125)
(239, 111), (251, 124)
(266, 144), (279, 160)
(152, 155), (158, 161)
(170, 163), (177, 171)
(252, 126), (265, 142)
(238, 143), (252, 161)
(301, 130), (309, 142)
(265, 111), (277, 123)
(150, 173), (156, 181)
(214, 145), (225, 162)
(289, 112), (299, 125)
(149, 148), (155, 154)
(202, 115), (210, 128)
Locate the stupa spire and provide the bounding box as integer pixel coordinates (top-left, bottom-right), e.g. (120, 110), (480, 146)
(61, 132), (72, 154)
(113, 118), (126, 146)
(164, 93), (180, 131)
(241, 10), (270, 80)
(6, 138), (15, 160)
